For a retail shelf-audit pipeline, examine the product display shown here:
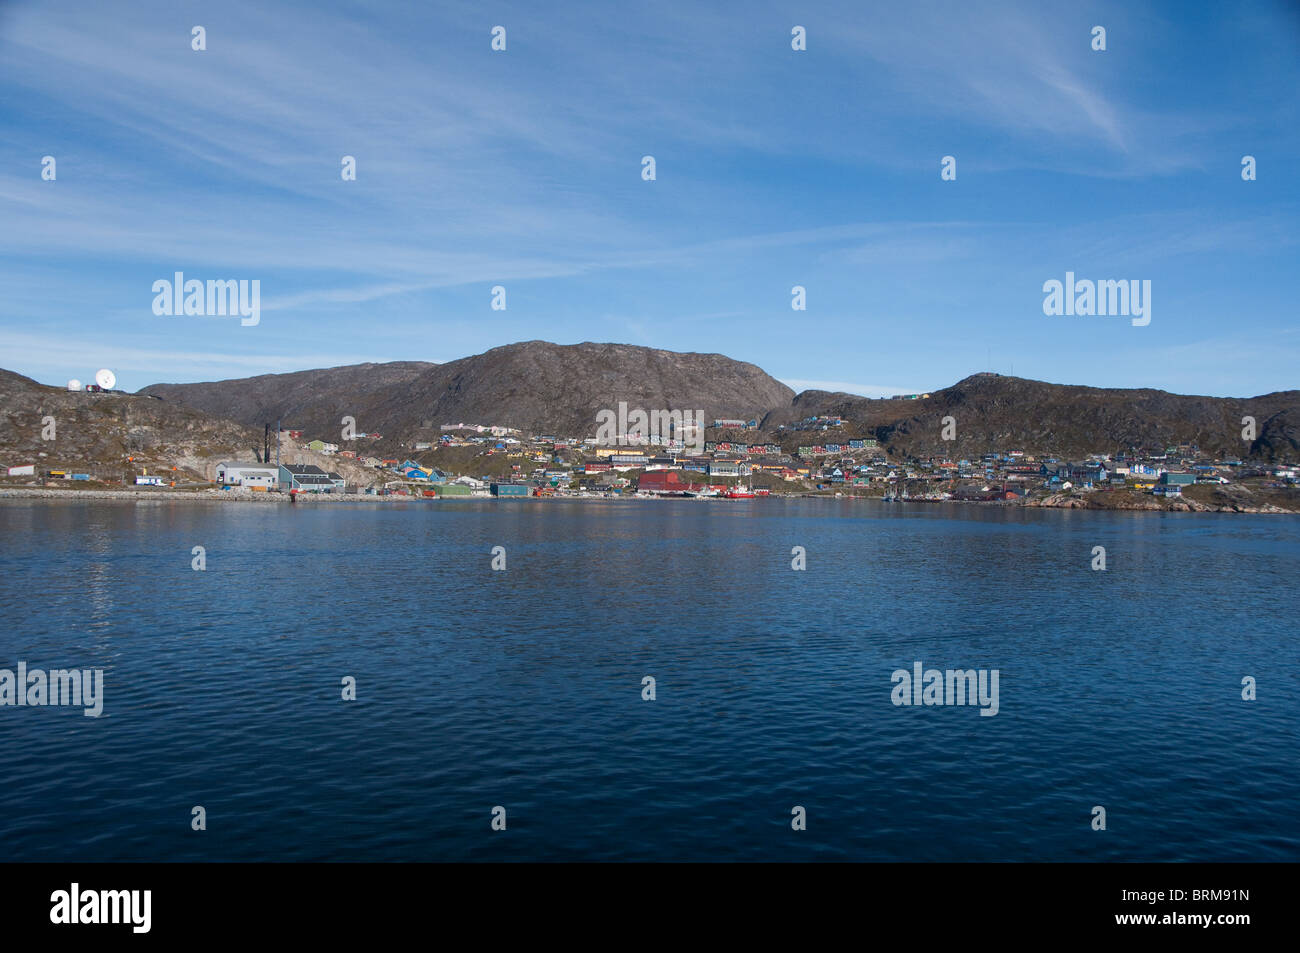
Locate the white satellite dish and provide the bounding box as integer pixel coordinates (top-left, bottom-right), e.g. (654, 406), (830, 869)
(67, 379), (82, 391)
(95, 368), (116, 390)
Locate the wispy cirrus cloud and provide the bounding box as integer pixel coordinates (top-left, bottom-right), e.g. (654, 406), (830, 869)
(0, 0), (1295, 397)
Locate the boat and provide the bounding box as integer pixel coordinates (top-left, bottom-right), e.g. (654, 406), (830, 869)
(723, 486), (756, 499)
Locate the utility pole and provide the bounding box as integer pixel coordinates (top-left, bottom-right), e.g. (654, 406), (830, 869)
(271, 402), (303, 471)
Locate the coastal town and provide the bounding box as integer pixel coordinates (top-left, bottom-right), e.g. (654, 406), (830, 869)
(4, 410), (1298, 512)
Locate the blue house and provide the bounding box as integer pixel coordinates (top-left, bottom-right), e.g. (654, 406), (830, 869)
(1058, 463), (1108, 487)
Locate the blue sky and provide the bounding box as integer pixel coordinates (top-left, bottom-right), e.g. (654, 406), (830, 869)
(1, 0), (1297, 397)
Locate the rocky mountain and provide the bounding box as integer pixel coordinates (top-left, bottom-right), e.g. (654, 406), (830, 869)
(141, 342), (795, 440)
(6, 345), (1297, 469)
(0, 368), (266, 478)
(141, 360), (436, 437)
(770, 374), (1300, 461)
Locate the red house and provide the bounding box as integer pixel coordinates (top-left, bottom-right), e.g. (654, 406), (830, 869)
(637, 471), (705, 495)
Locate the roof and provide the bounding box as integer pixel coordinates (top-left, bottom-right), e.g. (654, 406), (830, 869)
(282, 464), (328, 475)
(638, 471), (705, 491)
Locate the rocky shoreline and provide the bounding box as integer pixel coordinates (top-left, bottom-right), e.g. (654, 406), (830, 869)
(1, 485), (1295, 513)
(0, 487), (390, 504)
(1025, 491), (1292, 514)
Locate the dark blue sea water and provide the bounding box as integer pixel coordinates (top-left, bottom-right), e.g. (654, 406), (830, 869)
(0, 498), (1296, 861)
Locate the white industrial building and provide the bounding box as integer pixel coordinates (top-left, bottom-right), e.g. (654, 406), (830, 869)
(216, 462), (279, 488)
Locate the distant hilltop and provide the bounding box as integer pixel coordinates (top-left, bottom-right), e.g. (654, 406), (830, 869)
(764, 373), (1300, 461)
(0, 341), (1296, 465)
(139, 341), (794, 443)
